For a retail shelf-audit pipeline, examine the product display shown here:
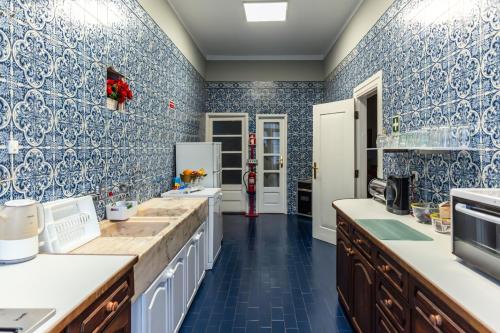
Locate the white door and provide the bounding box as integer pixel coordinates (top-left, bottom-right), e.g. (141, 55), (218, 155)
(186, 243), (197, 307)
(206, 114), (248, 212)
(168, 259), (185, 333)
(146, 283), (167, 333)
(196, 227), (206, 284)
(256, 115), (287, 214)
(312, 100), (356, 244)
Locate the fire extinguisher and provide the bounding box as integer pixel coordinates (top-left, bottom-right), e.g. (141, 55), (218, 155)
(243, 170), (258, 217)
(245, 171), (256, 194)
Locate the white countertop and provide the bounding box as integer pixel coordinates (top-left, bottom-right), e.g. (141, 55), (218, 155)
(334, 199), (500, 332)
(0, 254), (136, 332)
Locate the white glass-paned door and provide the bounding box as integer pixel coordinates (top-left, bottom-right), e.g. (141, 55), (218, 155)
(257, 116), (287, 213)
(206, 114), (247, 213)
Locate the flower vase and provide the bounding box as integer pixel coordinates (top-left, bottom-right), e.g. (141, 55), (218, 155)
(106, 98), (118, 110)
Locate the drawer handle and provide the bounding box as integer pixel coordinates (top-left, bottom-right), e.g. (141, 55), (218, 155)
(354, 238), (363, 245)
(379, 264), (391, 273)
(429, 314), (443, 327)
(106, 301), (119, 313)
(383, 299), (393, 308)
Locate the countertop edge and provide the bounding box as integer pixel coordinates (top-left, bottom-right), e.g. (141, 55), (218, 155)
(332, 200), (494, 333)
(46, 255), (137, 333)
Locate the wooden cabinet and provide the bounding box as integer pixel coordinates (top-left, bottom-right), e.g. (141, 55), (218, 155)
(102, 306), (131, 333)
(65, 268), (134, 333)
(351, 250), (375, 333)
(335, 212), (489, 333)
(170, 258), (185, 333)
(411, 282), (476, 333)
(336, 231), (352, 315)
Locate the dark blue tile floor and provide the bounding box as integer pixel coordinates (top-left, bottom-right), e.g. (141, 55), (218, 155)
(180, 214), (353, 333)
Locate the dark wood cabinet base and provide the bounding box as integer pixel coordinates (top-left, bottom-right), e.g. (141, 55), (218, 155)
(334, 206), (491, 333)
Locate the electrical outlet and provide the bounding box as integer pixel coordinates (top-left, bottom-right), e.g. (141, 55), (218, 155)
(7, 139), (19, 154)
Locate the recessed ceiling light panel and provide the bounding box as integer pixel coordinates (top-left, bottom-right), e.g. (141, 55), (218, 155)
(243, 2), (288, 22)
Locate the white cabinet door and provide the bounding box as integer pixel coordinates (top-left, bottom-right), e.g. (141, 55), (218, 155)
(196, 228), (206, 285)
(186, 242), (197, 307)
(168, 260), (185, 333)
(146, 283), (167, 333)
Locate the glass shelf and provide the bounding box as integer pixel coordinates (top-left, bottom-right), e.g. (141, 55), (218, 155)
(366, 147), (498, 152)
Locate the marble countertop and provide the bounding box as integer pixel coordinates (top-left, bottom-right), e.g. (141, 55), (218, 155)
(0, 254), (136, 332)
(333, 199), (500, 332)
(72, 197), (209, 300)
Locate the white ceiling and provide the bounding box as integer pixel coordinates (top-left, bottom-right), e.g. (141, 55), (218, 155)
(167, 0), (364, 60)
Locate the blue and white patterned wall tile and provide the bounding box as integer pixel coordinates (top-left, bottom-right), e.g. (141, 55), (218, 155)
(325, 0), (500, 200)
(0, 0), (205, 216)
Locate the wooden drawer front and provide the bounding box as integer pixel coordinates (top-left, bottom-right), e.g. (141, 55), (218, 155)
(81, 280), (131, 333)
(337, 215), (349, 236)
(413, 287), (473, 333)
(376, 305), (398, 333)
(352, 226), (373, 260)
(376, 251), (407, 298)
(377, 279), (408, 332)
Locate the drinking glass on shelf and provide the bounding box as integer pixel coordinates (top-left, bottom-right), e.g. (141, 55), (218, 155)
(429, 127), (441, 148)
(376, 133), (387, 148)
(439, 126), (452, 148)
(419, 127), (430, 148)
(457, 126), (470, 148)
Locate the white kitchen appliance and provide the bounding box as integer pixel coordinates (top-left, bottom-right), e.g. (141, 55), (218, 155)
(451, 188), (500, 281)
(162, 188), (223, 269)
(0, 199), (45, 264)
(176, 142), (222, 188)
(39, 196), (100, 254)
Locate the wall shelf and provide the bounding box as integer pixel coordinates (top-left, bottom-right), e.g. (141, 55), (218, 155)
(366, 147), (497, 154)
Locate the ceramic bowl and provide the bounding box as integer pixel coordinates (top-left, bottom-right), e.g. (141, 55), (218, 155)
(411, 203), (438, 224)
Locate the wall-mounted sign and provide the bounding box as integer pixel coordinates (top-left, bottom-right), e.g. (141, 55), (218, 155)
(392, 115), (400, 134)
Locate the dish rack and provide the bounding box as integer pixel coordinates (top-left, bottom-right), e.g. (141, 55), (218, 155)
(39, 196), (101, 253)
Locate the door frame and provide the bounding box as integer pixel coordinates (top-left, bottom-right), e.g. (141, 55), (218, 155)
(353, 70), (383, 198)
(256, 114), (288, 214)
(205, 113), (248, 212)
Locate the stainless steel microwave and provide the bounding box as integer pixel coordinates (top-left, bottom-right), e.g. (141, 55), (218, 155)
(451, 188), (500, 281)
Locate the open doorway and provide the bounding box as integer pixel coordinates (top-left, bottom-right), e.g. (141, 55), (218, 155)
(353, 71), (383, 198)
(366, 94), (378, 197)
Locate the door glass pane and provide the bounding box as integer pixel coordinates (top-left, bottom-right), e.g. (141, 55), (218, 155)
(264, 122), (280, 137)
(222, 153), (242, 168)
(264, 156), (279, 170)
(264, 173), (279, 187)
(213, 136), (242, 151)
(264, 138), (279, 154)
(213, 121), (242, 135)
(222, 170), (242, 185)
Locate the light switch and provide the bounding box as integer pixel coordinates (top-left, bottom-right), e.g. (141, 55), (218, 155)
(7, 139), (19, 154)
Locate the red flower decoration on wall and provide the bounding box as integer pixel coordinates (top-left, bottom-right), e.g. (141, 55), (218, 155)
(107, 79), (133, 104)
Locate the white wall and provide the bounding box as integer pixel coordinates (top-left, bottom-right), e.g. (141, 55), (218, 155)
(138, 0), (206, 76)
(324, 0), (395, 77)
(206, 61), (324, 81)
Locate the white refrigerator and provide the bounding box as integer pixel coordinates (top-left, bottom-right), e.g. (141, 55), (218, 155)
(176, 142), (222, 187)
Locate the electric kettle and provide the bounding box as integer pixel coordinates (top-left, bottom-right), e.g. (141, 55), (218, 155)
(0, 199), (45, 264)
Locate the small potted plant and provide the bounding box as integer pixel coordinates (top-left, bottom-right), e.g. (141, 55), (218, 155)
(106, 78), (133, 111)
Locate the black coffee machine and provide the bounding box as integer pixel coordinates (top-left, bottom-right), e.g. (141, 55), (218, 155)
(385, 175), (410, 215)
